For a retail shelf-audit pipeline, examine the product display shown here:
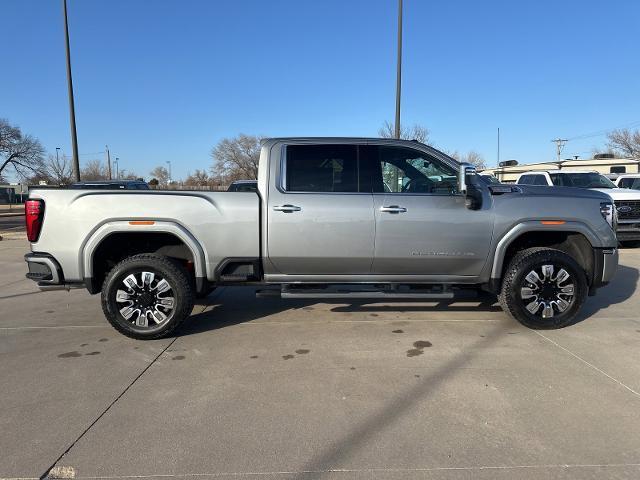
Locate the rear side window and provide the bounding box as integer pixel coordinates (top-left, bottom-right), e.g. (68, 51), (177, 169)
(533, 175), (548, 186)
(518, 175), (536, 185)
(285, 145), (359, 192)
(611, 166), (626, 174)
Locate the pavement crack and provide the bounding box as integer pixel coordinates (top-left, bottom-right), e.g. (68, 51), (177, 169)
(534, 330), (640, 399)
(39, 337), (178, 480)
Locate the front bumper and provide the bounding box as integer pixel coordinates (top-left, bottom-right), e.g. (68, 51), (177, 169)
(616, 221), (640, 241)
(591, 248), (618, 292)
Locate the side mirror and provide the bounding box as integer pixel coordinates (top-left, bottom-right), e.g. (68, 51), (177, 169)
(458, 163), (482, 210)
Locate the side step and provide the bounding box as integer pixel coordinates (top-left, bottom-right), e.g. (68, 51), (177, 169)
(256, 284), (454, 300)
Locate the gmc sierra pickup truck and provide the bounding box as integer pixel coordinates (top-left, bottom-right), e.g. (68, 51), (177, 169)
(25, 138), (619, 339)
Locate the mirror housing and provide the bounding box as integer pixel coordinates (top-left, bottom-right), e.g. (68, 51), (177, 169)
(458, 163), (483, 210)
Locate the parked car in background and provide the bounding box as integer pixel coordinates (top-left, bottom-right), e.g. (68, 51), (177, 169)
(24, 138), (618, 339)
(70, 180), (150, 190)
(227, 180), (257, 192)
(478, 173), (502, 185)
(516, 170), (640, 245)
(616, 174), (640, 191)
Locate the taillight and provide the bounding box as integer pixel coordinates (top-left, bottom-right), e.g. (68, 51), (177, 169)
(25, 199), (45, 242)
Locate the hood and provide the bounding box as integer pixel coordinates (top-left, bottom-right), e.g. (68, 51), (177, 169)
(514, 185), (612, 201)
(590, 188), (640, 201)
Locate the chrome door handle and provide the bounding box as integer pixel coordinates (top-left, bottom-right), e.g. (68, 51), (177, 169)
(273, 204), (302, 212)
(380, 205), (407, 213)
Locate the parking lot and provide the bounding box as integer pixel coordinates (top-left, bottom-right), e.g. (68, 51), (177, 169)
(2, 235), (640, 479)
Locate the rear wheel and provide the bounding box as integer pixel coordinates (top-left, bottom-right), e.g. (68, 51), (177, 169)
(499, 247), (588, 329)
(101, 254), (195, 339)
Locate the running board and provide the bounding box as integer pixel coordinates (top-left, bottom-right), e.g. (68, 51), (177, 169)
(256, 284), (454, 300)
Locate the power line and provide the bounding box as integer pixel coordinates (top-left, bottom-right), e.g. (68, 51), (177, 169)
(566, 119), (640, 141)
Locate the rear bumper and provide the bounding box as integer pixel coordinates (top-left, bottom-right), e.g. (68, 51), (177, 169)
(24, 253), (83, 291)
(25, 253), (63, 285)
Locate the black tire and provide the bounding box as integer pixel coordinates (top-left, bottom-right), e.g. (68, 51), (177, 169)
(101, 254), (195, 340)
(498, 247), (588, 329)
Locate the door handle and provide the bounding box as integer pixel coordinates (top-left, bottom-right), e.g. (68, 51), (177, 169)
(273, 204), (302, 212)
(380, 205), (407, 213)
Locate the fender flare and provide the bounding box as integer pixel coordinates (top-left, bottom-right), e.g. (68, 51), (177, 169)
(81, 220), (207, 282)
(490, 220), (600, 279)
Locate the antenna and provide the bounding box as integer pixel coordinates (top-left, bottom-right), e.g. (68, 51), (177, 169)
(551, 138), (568, 162)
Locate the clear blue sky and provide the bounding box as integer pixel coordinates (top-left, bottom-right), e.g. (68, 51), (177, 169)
(2, 0), (639, 180)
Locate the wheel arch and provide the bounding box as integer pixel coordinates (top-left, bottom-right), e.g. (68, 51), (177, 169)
(81, 220), (207, 294)
(490, 221), (599, 285)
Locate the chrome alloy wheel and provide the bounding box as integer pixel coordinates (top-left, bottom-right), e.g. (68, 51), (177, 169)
(115, 272), (175, 328)
(520, 264), (575, 319)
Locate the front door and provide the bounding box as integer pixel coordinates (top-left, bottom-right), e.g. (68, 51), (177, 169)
(266, 144), (375, 275)
(367, 145), (494, 276)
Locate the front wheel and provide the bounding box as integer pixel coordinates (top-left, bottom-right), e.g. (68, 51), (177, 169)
(499, 247), (588, 329)
(101, 254), (195, 339)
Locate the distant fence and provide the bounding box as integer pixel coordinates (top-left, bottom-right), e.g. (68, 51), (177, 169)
(0, 185), (28, 206)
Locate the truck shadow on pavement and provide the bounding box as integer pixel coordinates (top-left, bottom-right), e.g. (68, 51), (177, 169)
(578, 264), (638, 319)
(180, 264), (638, 337)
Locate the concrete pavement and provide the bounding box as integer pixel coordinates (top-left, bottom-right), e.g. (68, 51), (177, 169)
(1, 239), (639, 479)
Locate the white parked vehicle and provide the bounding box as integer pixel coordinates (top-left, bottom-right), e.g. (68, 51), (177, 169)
(615, 174), (640, 191)
(516, 170), (640, 245)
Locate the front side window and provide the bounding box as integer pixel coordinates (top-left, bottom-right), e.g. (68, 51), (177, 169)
(370, 146), (458, 194)
(285, 145), (359, 192)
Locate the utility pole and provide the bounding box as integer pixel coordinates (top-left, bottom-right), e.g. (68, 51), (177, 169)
(394, 0), (403, 139)
(62, 0), (80, 181)
(551, 138), (568, 163)
(105, 145), (112, 180)
(166, 161), (172, 185)
(114, 158), (119, 179)
(497, 127), (500, 166)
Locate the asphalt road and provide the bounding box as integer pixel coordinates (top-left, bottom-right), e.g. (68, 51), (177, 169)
(0, 213), (25, 232)
(1, 239), (640, 479)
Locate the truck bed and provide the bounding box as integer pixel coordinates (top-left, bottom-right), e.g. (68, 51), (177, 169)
(28, 189), (260, 283)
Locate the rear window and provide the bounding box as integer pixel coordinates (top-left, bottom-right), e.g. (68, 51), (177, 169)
(285, 145), (359, 192)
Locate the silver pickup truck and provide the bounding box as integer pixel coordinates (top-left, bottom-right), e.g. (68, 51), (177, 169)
(24, 138), (619, 339)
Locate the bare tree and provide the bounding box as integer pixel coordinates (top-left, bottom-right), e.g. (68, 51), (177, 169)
(44, 153), (74, 184)
(448, 150), (487, 169)
(378, 121), (431, 145)
(211, 134), (263, 181)
(81, 159), (110, 181)
(184, 169), (210, 188)
(150, 166), (170, 188)
(0, 118), (45, 179)
(607, 129), (640, 158)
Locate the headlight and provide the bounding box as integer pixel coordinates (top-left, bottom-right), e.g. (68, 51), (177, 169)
(600, 202), (616, 230)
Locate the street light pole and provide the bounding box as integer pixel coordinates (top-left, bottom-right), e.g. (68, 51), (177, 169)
(166, 161), (172, 185)
(394, 0), (403, 139)
(56, 147), (61, 164)
(62, 0), (80, 181)
(114, 158), (119, 180)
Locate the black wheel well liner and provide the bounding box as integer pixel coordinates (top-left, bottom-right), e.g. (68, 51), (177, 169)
(86, 232), (197, 294)
(499, 230), (595, 285)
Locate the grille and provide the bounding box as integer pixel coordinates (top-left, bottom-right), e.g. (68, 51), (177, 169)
(615, 200), (640, 220)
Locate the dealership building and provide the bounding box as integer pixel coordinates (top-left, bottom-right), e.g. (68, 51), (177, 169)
(482, 155), (640, 183)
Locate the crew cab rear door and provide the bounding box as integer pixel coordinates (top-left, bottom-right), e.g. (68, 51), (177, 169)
(265, 143), (375, 275)
(366, 144), (494, 276)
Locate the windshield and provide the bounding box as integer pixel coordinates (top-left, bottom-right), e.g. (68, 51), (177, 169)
(549, 172), (616, 189)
